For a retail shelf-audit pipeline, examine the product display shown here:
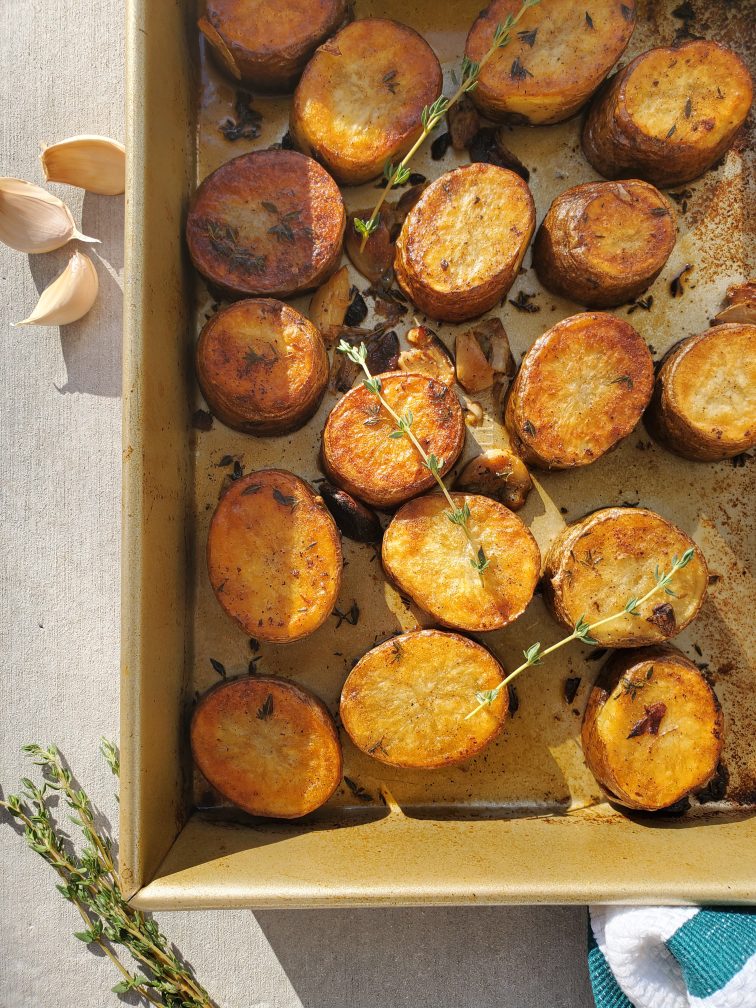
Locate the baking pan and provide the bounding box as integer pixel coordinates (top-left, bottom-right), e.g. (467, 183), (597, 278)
(122, 0), (756, 908)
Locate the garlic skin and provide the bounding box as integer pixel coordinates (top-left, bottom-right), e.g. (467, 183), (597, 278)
(16, 251), (99, 326)
(40, 135), (126, 196)
(0, 178), (98, 253)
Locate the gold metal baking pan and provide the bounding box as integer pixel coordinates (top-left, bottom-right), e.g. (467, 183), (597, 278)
(121, 0), (756, 907)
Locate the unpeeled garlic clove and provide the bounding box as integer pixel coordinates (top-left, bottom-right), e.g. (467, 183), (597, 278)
(0, 178), (98, 253)
(40, 135), (126, 196)
(16, 251), (99, 326)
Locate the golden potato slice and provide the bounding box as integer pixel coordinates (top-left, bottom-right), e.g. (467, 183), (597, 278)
(199, 0), (348, 91)
(290, 19), (443, 185)
(504, 313), (654, 469)
(382, 492), (541, 632)
(207, 470), (342, 643)
(395, 163), (535, 322)
(465, 0), (636, 125)
(582, 646), (724, 811)
(196, 299), (328, 435)
(646, 324), (756, 462)
(186, 150), (345, 300)
(533, 180), (676, 308)
(321, 372), (465, 509)
(543, 507), (707, 647)
(340, 630), (508, 768)
(582, 40), (753, 188)
(192, 676), (342, 818)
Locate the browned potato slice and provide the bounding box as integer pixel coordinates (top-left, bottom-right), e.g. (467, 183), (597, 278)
(192, 676), (342, 818)
(646, 324), (756, 461)
(395, 164), (535, 322)
(582, 40), (753, 188)
(340, 630), (507, 768)
(454, 449), (533, 512)
(504, 313), (654, 469)
(465, 0), (636, 125)
(582, 646), (724, 811)
(321, 372), (465, 509)
(543, 507), (707, 647)
(196, 299), (328, 435)
(533, 180), (676, 308)
(186, 150), (345, 300)
(207, 470), (342, 642)
(199, 0), (348, 92)
(290, 19), (443, 185)
(382, 492), (540, 632)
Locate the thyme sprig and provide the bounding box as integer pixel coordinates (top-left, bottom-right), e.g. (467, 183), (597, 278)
(354, 0), (540, 249)
(0, 742), (215, 1008)
(337, 340), (489, 574)
(466, 548), (696, 719)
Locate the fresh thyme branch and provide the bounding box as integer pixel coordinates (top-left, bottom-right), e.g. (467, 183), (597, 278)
(466, 548), (697, 719)
(0, 742), (215, 1008)
(355, 0), (541, 250)
(337, 340), (489, 574)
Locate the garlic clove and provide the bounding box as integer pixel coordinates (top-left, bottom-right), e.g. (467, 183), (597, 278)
(16, 251), (99, 326)
(40, 135), (126, 196)
(0, 178), (98, 253)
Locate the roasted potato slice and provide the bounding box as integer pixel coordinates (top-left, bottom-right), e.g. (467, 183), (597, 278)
(192, 676), (342, 818)
(533, 180), (676, 308)
(646, 323), (756, 461)
(543, 507), (707, 647)
(582, 40), (753, 188)
(290, 19), (443, 185)
(321, 372), (465, 509)
(382, 492), (541, 632)
(504, 313), (654, 469)
(340, 630), (508, 768)
(582, 646), (724, 811)
(199, 0), (348, 92)
(186, 150), (345, 300)
(196, 298), (328, 435)
(465, 0), (636, 125)
(395, 163), (535, 322)
(207, 470), (342, 643)
(454, 449), (533, 512)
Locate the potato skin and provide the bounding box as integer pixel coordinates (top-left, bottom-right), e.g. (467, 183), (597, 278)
(186, 150), (345, 300)
(395, 163), (535, 322)
(533, 180), (676, 308)
(196, 299), (328, 435)
(504, 313), (654, 469)
(582, 40), (754, 188)
(192, 676), (342, 818)
(582, 646), (724, 811)
(646, 324), (756, 462)
(321, 372), (465, 510)
(200, 0), (348, 92)
(340, 630), (508, 769)
(465, 0), (636, 125)
(290, 19), (443, 185)
(382, 492), (541, 632)
(543, 507), (707, 647)
(207, 470), (342, 643)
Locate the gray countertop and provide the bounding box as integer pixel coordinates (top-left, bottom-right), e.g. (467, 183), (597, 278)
(0, 2), (593, 1005)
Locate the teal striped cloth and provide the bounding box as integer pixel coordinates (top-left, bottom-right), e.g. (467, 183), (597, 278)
(588, 907), (756, 1007)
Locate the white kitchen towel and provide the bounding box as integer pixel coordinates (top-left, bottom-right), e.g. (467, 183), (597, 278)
(588, 906), (756, 1008)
